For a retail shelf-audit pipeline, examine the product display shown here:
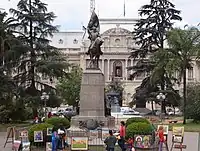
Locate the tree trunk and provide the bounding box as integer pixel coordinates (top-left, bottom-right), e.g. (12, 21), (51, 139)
(183, 68), (187, 124)
(151, 100), (154, 115)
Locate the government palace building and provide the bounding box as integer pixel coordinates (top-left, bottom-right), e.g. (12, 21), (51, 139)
(48, 18), (197, 108)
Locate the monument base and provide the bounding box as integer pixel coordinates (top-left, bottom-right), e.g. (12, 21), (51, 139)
(70, 115), (115, 129)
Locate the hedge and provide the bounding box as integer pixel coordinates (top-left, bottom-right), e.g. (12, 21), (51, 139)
(126, 122), (154, 139)
(45, 117), (70, 129)
(126, 117), (150, 127)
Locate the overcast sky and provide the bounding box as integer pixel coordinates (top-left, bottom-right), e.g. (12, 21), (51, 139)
(1, 0), (200, 31)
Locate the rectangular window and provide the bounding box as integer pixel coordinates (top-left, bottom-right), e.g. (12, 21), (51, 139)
(188, 67), (194, 80)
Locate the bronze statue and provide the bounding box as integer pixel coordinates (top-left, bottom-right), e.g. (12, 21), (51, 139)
(83, 11), (103, 69)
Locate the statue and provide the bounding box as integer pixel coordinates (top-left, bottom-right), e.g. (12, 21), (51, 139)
(83, 11), (104, 69)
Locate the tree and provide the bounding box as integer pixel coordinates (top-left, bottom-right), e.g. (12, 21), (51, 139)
(164, 27), (200, 124)
(56, 66), (82, 108)
(128, 0), (182, 109)
(185, 83), (200, 122)
(9, 0), (69, 115)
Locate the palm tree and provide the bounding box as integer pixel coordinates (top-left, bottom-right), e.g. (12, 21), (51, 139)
(165, 27), (200, 124)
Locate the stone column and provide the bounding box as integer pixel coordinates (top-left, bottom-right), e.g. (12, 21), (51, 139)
(125, 59), (128, 80)
(108, 59), (110, 81)
(102, 59), (104, 74)
(131, 59), (133, 74)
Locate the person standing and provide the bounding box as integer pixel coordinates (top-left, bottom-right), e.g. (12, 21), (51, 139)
(157, 126), (165, 151)
(118, 121), (126, 151)
(104, 130), (117, 151)
(52, 127), (58, 151)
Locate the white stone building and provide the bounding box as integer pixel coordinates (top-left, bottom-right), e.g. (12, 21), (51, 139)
(49, 18), (197, 107)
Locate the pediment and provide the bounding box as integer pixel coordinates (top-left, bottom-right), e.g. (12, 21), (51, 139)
(102, 27), (132, 36)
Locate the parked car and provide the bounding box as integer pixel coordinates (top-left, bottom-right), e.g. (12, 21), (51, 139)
(123, 109), (140, 115)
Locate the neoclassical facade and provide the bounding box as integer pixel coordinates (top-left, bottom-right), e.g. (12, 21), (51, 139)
(49, 18), (197, 107)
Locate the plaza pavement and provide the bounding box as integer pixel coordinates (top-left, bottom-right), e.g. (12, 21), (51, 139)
(0, 131), (199, 151)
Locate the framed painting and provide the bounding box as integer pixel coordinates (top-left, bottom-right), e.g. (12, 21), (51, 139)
(173, 135), (183, 143)
(46, 142), (52, 151)
(47, 128), (53, 136)
(22, 142), (30, 151)
(19, 130), (28, 138)
(71, 137), (88, 150)
(172, 127), (184, 136)
(34, 131), (43, 142)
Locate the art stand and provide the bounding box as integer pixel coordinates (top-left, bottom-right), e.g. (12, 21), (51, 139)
(164, 134), (169, 151)
(4, 127), (15, 148)
(170, 135), (184, 151)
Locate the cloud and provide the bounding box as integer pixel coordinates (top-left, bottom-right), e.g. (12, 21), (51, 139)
(1, 0), (200, 30)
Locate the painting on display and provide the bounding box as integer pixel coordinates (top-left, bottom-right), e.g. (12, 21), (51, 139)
(46, 142), (52, 151)
(172, 135), (183, 143)
(47, 128), (53, 136)
(157, 125), (169, 135)
(34, 131), (43, 142)
(71, 137), (88, 150)
(172, 127), (184, 136)
(19, 130), (28, 138)
(134, 135), (151, 148)
(22, 142), (30, 151)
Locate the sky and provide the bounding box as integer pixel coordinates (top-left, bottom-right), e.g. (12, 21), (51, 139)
(1, 0), (200, 31)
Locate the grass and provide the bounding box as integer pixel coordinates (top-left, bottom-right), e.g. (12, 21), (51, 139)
(0, 122), (32, 131)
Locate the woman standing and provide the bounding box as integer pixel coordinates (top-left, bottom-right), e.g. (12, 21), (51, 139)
(118, 121), (126, 151)
(157, 126), (165, 151)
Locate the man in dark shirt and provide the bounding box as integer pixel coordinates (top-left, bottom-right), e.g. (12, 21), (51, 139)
(104, 130), (117, 151)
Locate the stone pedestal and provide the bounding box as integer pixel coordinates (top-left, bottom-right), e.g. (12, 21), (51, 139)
(69, 68), (115, 130)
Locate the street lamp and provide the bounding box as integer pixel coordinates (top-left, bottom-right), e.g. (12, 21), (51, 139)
(156, 93), (166, 122)
(40, 92), (49, 119)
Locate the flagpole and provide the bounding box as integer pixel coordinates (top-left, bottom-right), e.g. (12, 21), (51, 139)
(124, 0), (126, 17)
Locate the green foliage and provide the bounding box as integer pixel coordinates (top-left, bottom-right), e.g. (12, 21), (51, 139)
(128, 0), (182, 109)
(57, 66), (82, 106)
(8, 0), (70, 112)
(28, 123), (52, 143)
(126, 117), (150, 127)
(126, 122), (153, 138)
(164, 27), (200, 123)
(45, 117), (70, 129)
(185, 83), (200, 121)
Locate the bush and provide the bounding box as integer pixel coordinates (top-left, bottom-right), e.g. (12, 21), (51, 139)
(126, 117), (150, 127)
(45, 117), (70, 129)
(28, 123), (53, 143)
(126, 122), (154, 139)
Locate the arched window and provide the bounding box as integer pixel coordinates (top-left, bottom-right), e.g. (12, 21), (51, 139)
(113, 61), (122, 77)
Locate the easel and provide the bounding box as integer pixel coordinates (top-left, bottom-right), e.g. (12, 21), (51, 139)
(4, 126), (15, 148)
(170, 126), (185, 151)
(163, 134), (169, 151)
(170, 135), (184, 151)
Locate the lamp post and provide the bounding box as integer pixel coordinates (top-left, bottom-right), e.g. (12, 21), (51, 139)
(40, 92), (49, 119)
(156, 93), (166, 122)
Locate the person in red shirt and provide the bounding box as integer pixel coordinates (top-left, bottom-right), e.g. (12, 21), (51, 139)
(157, 126), (165, 151)
(118, 121), (126, 151)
